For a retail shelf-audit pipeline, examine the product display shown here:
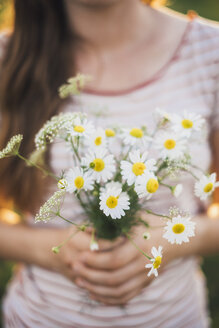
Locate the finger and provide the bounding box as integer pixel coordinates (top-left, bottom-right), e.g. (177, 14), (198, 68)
(72, 230), (125, 252)
(97, 236), (126, 251)
(90, 287), (144, 306)
(80, 240), (139, 270)
(73, 256), (145, 286)
(75, 271), (149, 299)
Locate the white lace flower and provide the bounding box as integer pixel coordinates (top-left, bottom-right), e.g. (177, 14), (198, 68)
(143, 232), (151, 240)
(154, 107), (171, 125)
(172, 184), (183, 198)
(135, 171), (159, 199)
(65, 167), (94, 193)
(155, 132), (186, 160)
(163, 215), (196, 245)
(171, 111), (205, 137)
(86, 128), (107, 149)
(59, 74), (91, 98)
(120, 127), (150, 147)
(35, 112), (83, 149)
(194, 173), (219, 200)
(145, 246), (162, 277)
(0, 135), (23, 159)
(100, 186), (130, 219)
(68, 117), (94, 138)
(82, 148), (115, 183)
(121, 150), (157, 186)
(35, 190), (65, 222)
(90, 240), (99, 251)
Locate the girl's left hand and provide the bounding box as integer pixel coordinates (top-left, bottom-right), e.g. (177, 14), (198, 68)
(73, 217), (176, 305)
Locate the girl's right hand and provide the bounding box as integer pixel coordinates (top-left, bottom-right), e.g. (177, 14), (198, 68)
(35, 226), (124, 282)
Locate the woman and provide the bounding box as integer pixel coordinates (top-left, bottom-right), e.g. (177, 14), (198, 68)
(0, 0), (219, 327)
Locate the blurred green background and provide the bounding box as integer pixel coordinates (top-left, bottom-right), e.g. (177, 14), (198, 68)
(0, 0), (219, 327)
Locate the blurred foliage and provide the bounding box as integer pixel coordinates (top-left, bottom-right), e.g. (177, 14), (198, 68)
(0, 0), (13, 31)
(0, 0), (219, 327)
(169, 0), (219, 21)
(0, 262), (13, 326)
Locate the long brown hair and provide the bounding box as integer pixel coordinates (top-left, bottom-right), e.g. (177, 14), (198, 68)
(0, 0), (74, 213)
(0, 0), (163, 214)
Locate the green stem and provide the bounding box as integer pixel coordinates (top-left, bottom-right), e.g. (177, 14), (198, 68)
(182, 168), (199, 180)
(159, 181), (172, 191)
(70, 138), (81, 163)
(56, 212), (78, 226)
(159, 172), (171, 182)
(137, 218), (150, 228)
(123, 146), (132, 161)
(52, 229), (79, 253)
(17, 153), (58, 180)
(144, 209), (172, 220)
(125, 233), (151, 260)
(190, 163), (206, 174)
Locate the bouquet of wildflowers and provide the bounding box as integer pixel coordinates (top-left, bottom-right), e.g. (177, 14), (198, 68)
(1, 74), (219, 277)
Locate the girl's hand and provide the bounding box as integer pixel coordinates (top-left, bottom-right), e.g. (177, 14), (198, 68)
(72, 215), (196, 305)
(35, 226), (123, 283)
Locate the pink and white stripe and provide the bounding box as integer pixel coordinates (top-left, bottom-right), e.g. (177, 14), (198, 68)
(3, 16), (219, 327)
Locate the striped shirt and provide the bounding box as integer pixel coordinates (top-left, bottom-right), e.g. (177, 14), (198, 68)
(3, 15), (219, 328)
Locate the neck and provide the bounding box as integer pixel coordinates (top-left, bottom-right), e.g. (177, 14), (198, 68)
(64, 0), (156, 51)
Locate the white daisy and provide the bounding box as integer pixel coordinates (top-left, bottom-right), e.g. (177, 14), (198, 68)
(105, 128), (116, 138)
(154, 107), (172, 125)
(194, 173), (219, 201)
(86, 128), (107, 149)
(65, 167), (94, 193)
(135, 171), (159, 199)
(121, 150), (157, 186)
(172, 184), (183, 198)
(101, 181), (123, 193)
(145, 246), (162, 277)
(57, 178), (68, 190)
(155, 131), (186, 160)
(163, 215), (196, 245)
(143, 232), (151, 240)
(82, 148), (115, 183)
(90, 240), (99, 251)
(171, 111), (205, 137)
(68, 117), (94, 138)
(100, 186), (130, 219)
(120, 127), (150, 147)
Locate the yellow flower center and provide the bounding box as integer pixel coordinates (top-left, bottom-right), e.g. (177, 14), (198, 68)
(204, 182), (213, 193)
(92, 158), (105, 172)
(130, 128), (143, 138)
(164, 139), (176, 150)
(95, 136), (102, 146)
(146, 178), (159, 193)
(106, 196), (118, 209)
(74, 176), (84, 189)
(153, 256), (162, 269)
(172, 223), (185, 234)
(181, 119), (193, 129)
(105, 129), (115, 137)
(57, 179), (67, 190)
(132, 162), (146, 176)
(74, 125), (85, 133)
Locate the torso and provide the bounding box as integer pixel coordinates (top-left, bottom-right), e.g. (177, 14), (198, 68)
(3, 13), (219, 328)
